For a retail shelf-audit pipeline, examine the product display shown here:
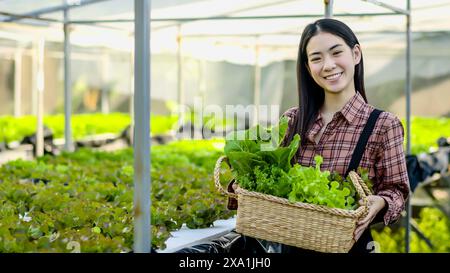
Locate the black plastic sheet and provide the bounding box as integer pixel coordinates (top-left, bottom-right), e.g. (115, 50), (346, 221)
(174, 230), (269, 254)
(172, 230), (334, 254)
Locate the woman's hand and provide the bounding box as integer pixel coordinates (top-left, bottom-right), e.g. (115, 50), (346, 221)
(354, 195), (386, 241)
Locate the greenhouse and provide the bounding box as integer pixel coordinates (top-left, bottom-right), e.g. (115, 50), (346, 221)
(0, 0), (449, 256)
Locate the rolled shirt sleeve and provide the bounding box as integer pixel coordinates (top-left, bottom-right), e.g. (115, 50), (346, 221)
(374, 115), (410, 225)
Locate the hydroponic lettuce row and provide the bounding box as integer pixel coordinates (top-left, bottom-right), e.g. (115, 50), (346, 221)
(224, 116), (373, 210)
(0, 113), (179, 144)
(0, 139), (234, 252)
(1, 114), (448, 154)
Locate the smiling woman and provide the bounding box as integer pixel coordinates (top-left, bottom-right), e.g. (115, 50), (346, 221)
(277, 18), (410, 253)
(303, 31), (362, 144)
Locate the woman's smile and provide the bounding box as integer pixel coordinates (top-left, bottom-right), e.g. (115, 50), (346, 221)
(323, 72), (343, 81)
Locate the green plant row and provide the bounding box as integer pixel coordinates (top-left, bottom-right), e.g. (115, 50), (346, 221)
(0, 139), (234, 252)
(0, 113), (180, 144)
(371, 207), (450, 253)
(1, 114), (448, 154)
(402, 116), (450, 155)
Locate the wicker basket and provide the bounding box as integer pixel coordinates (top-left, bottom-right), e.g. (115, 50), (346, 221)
(214, 156), (372, 253)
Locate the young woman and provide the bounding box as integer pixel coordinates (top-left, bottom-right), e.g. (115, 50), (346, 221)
(277, 18), (410, 253)
(178, 18), (410, 254)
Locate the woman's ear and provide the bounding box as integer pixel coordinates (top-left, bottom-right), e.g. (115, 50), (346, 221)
(353, 44), (362, 65)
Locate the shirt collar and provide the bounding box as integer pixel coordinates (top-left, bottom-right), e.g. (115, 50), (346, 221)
(306, 91), (366, 143)
(339, 91), (366, 125)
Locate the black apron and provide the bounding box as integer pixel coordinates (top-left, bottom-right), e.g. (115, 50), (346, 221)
(346, 108), (383, 253)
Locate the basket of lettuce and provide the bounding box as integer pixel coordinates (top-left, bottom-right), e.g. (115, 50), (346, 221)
(214, 116), (372, 253)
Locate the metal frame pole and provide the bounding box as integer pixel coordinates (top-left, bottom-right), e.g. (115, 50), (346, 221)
(69, 13), (400, 25)
(405, 0), (412, 253)
(36, 38), (45, 157)
(325, 0), (334, 18)
(101, 52), (110, 114)
(177, 24), (184, 110)
(14, 47), (23, 117)
(362, 0), (410, 15)
(129, 42), (135, 145)
(64, 7), (74, 152)
(133, 0), (151, 253)
(31, 42), (38, 116)
(1, 0), (111, 23)
(253, 36), (261, 127)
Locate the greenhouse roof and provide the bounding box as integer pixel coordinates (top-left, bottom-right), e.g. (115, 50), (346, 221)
(1, 0), (449, 30)
(0, 0), (449, 50)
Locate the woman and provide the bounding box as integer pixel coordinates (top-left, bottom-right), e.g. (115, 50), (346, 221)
(178, 18), (410, 254)
(275, 18), (410, 253)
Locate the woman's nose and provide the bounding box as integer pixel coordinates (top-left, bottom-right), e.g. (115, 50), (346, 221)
(323, 56), (337, 71)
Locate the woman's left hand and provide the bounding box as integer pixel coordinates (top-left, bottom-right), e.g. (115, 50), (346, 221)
(354, 195), (386, 241)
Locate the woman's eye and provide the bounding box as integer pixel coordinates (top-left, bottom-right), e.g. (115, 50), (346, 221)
(311, 58), (321, 62)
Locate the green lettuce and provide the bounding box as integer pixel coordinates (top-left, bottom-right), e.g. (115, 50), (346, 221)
(224, 116), (366, 210)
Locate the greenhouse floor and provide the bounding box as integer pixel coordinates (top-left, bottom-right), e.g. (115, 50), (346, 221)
(158, 217), (236, 253)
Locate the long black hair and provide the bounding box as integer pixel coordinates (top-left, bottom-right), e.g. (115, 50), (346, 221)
(284, 18), (368, 150)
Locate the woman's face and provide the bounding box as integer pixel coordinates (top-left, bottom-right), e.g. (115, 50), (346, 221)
(305, 31), (361, 96)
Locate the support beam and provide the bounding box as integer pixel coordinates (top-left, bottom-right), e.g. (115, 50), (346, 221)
(129, 47), (135, 145)
(152, 0), (298, 35)
(362, 0), (410, 15)
(1, 0), (111, 23)
(14, 48), (23, 117)
(64, 7), (74, 152)
(69, 12), (399, 24)
(101, 53), (110, 114)
(177, 24), (184, 111)
(0, 11), (60, 23)
(31, 43), (38, 116)
(324, 0), (334, 18)
(133, 0), (151, 253)
(253, 36), (261, 127)
(36, 39), (45, 157)
(405, 0), (412, 254)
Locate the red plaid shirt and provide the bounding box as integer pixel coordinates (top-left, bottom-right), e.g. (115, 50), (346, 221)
(282, 92), (410, 225)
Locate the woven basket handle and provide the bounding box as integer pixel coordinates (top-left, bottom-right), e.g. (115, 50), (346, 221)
(348, 171), (371, 212)
(214, 156), (237, 199)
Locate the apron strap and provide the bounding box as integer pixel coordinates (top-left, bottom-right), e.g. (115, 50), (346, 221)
(345, 109), (383, 177)
(347, 108), (382, 253)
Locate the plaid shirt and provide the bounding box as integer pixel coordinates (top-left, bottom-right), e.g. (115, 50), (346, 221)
(282, 92), (410, 225)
